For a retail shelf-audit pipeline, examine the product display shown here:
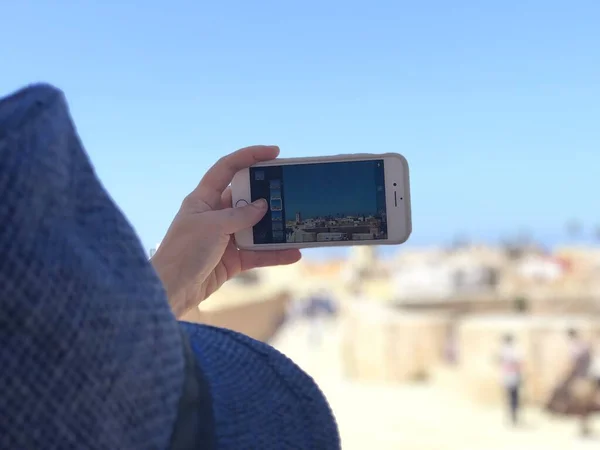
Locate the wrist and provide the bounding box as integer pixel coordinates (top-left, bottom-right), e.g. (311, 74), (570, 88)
(150, 255), (186, 318)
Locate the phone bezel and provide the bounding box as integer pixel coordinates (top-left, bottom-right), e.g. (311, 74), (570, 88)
(231, 152), (412, 250)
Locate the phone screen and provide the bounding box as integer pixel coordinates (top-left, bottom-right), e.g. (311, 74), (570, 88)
(249, 160), (387, 245)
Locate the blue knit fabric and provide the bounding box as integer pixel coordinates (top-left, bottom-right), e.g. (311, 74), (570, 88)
(0, 84), (185, 449)
(181, 323), (341, 449)
(0, 84), (340, 449)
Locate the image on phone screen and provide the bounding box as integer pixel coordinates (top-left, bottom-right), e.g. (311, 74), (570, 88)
(249, 160), (388, 244)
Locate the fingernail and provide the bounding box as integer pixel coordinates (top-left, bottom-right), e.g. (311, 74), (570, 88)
(252, 198), (268, 209)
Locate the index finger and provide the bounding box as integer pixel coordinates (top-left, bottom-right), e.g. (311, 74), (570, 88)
(191, 145), (280, 209)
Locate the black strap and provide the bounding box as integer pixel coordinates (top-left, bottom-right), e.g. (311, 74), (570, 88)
(168, 331), (216, 450)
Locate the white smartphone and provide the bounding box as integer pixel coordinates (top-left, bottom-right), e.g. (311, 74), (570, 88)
(231, 153), (412, 250)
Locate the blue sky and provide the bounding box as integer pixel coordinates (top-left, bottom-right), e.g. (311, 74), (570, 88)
(2, 1), (599, 256)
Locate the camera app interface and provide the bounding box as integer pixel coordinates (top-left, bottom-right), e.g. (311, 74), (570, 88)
(250, 160), (387, 244)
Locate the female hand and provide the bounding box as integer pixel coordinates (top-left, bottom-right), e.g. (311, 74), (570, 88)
(151, 145), (301, 318)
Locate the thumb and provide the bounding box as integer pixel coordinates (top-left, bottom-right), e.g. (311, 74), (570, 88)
(215, 198), (268, 234)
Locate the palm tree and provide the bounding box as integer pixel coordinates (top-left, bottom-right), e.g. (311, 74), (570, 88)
(450, 233), (469, 250)
(565, 219), (583, 241)
(501, 233), (526, 260)
(516, 228), (534, 247)
(593, 224), (600, 243)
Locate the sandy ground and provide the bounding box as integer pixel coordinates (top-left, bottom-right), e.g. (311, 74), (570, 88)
(272, 317), (600, 450)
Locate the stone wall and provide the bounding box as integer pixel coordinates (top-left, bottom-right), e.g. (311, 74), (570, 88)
(341, 301), (450, 382)
(529, 296), (600, 315)
(180, 290), (290, 343)
(339, 300), (600, 409)
(456, 315), (600, 406)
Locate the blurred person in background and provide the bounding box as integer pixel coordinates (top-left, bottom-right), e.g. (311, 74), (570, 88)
(591, 337), (600, 387)
(350, 284), (368, 302)
(547, 328), (600, 437)
(443, 324), (459, 366)
(305, 288), (335, 348)
(498, 333), (523, 426)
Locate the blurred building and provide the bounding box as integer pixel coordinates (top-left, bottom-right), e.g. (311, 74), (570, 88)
(392, 246), (504, 301)
(515, 254), (564, 281)
(347, 246), (378, 278)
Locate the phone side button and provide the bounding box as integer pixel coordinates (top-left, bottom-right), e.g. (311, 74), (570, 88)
(235, 199), (249, 207)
